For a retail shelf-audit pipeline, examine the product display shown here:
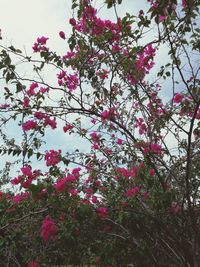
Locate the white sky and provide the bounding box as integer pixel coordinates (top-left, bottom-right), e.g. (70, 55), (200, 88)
(0, 0), (151, 50)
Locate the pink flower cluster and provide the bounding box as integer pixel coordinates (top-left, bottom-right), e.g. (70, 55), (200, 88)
(59, 31), (66, 40)
(116, 165), (139, 179)
(45, 149), (62, 166)
(148, 0), (177, 22)
(125, 186), (140, 198)
(26, 82), (49, 97)
(63, 124), (74, 132)
(182, 0), (187, 8)
(32, 36), (49, 53)
(11, 167), (40, 189)
(34, 112), (57, 129)
(96, 207), (108, 219)
(12, 192), (29, 204)
(136, 44), (156, 75)
(28, 260), (39, 267)
(41, 216), (57, 243)
(22, 120), (38, 131)
(71, 3), (122, 43)
(101, 108), (115, 120)
(134, 117), (147, 135)
(90, 132), (101, 142)
(57, 71), (79, 92)
(143, 143), (162, 155)
(0, 103), (10, 109)
(54, 168), (81, 192)
(26, 82), (38, 96)
(173, 93), (184, 104)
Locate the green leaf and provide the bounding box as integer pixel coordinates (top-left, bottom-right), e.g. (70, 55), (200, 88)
(28, 149), (33, 158)
(16, 82), (23, 93)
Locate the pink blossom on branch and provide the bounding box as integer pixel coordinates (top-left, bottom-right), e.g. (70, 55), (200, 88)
(37, 36), (48, 45)
(44, 116), (57, 129)
(33, 36), (49, 53)
(57, 71), (79, 91)
(173, 93), (184, 104)
(59, 31), (66, 40)
(96, 207), (108, 219)
(54, 178), (67, 192)
(182, 0), (187, 8)
(45, 149), (62, 166)
(101, 108), (115, 120)
(12, 192), (29, 204)
(22, 120), (38, 131)
(26, 82), (38, 96)
(63, 124), (74, 132)
(28, 260), (39, 267)
(125, 186), (140, 198)
(21, 166), (32, 177)
(69, 18), (76, 26)
(41, 216), (57, 243)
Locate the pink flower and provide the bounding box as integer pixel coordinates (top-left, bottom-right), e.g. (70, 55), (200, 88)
(0, 103), (10, 109)
(54, 178), (67, 192)
(37, 36), (48, 45)
(92, 196), (97, 204)
(143, 143), (162, 155)
(173, 93), (184, 104)
(23, 97), (30, 107)
(21, 166), (32, 177)
(70, 188), (79, 196)
(45, 150), (61, 166)
(11, 176), (22, 185)
(63, 124), (74, 132)
(149, 168), (155, 176)
(33, 37), (49, 52)
(96, 207), (108, 219)
(92, 143), (99, 150)
(125, 186), (139, 198)
(44, 117), (57, 129)
(41, 216), (57, 243)
(63, 51), (75, 60)
(159, 15), (166, 22)
(28, 260), (39, 267)
(90, 132), (100, 142)
(66, 73), (79, 91)
(39, 87), (49, 94)
(69, 18), (76, 26)
(34, 111), (46, 120)
(59, 31), (66, 39)
(22, 178), (33, 189)
(101, 108), (115, 120)
(112, 44), (121, 52)
(117, 138), (123, 145)
(116, 167), (132, 179)
(22, 120), (38, 131)
(150, 143), (162, 154)
(72, 167), (81, 176)
(12, 192), (28, 203)
(182, 0), (187, 8)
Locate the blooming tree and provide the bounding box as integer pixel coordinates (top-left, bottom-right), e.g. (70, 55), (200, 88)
(0, 0), (200, 266)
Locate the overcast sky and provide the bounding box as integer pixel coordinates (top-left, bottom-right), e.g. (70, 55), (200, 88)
(0, 0), (149, 51)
